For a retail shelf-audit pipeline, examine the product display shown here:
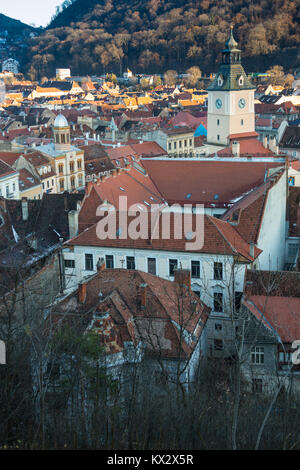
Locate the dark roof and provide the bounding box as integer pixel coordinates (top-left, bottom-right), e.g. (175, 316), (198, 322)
(244, 269), (300, 298)
(280, 126), (300, 149)
(41, 81), (73, 92)
(34, 192), (85, 248)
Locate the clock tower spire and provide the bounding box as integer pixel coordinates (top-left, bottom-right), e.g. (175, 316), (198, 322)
(206, 27), (256, 146)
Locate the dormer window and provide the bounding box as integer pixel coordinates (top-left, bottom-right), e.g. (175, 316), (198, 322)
(238, 75), (244, 86)
(218, 75), (224, 87)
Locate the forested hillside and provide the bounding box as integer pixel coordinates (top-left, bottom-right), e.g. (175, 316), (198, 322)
(0, 14), (37, 37)
(25, 0), (300, 79)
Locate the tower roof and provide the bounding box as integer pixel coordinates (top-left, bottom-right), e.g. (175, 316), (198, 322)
(224, 26), (239, 51)
(206, 27), (255, 92)
(54, 113), (68, 128)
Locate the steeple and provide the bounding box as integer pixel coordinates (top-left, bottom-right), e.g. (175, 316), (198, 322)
(222, 26), (241, 64)
(206, 26), (256, 146)
(207, 26), (255, 92)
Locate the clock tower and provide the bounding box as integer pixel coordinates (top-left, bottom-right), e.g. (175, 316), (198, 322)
(206, 27), (256, 146)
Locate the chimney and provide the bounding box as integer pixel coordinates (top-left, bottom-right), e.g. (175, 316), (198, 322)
(232, 140), (240, 158)
(138, 283), (148, 308)
(250, 242), (255, 258)
(21, 197), (28, 221)
(174, 269), (191, 290)
(97, 257), (106, 272)
(263, 135), (268, 148)
(64, 192), (68, 211)
(78, 282), (87, 303)
(268, 136), (278, 154)
(68, 210), (79, 239)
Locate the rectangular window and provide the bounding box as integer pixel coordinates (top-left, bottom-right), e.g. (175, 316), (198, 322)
(189, 139), (192, 146)
(241, 119), (244, 125)
(191, 260), (200, 278)
(6, 186), (9, 197)
(252, 378), (263, 393)
(64, 259), (75, 269)
(235, 292), (243, 313)
(105, 255), (114, 269)
(217, 135), (220, 141)
(288, 243), (299, 257)
(251, 346), (264, 364)
(217, 119), (220, 126)
(70, 162), (74, 173)
(214, 339), (223, 351)
(214, 262), (223, 280)
(147, 257), (156, 275)
(174, 141), (177, 150)
(168, 142), (171, 151)
(77, 159), (82, 169)
(215, 323), (222, 331)
(169, 259), (178, 277)
(179, 140), (182, 148)
(184, 139), (187, 147)
(126, 256), (135, 270)
(214, 292), (223, 312)
(12, 183), (15, 191)
(85, 253), (94, 271)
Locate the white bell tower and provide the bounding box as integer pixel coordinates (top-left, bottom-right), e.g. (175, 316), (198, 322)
(206, 27), (256, 146)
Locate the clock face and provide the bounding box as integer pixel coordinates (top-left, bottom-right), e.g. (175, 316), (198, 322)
(238, 98), (246, 109)
(215, 98), (222, 109)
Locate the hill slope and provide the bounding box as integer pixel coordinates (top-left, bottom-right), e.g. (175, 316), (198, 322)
(26, 0), (300, 79)
(0, 13), (37, 36)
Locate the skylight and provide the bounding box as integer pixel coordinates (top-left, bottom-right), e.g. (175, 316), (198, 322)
(185, 193), (192, 199)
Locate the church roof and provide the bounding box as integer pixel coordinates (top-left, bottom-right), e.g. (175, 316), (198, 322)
(207, 28), (255, 92)
(207, 63), (255, 92)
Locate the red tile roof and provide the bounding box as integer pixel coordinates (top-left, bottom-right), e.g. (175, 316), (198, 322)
(0, 160), (17, 178)
(52, 268), (210, 359)
(18, 168), (40, 190)
(243, 295), (300, 343)
(171, 111), (207, 130)
(78, 166), (165, 231)
(221, 169), (285, 243)
(70, 212), (260, 261)
(141, 160), (283, 207)
(0, 152), (23, 166)
(217, 137), (275, 158)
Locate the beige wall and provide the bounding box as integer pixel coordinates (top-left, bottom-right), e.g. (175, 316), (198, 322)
(207, 89), (255, 145)
(167, 134), (194, 156)
(20, 185), (43, 200)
